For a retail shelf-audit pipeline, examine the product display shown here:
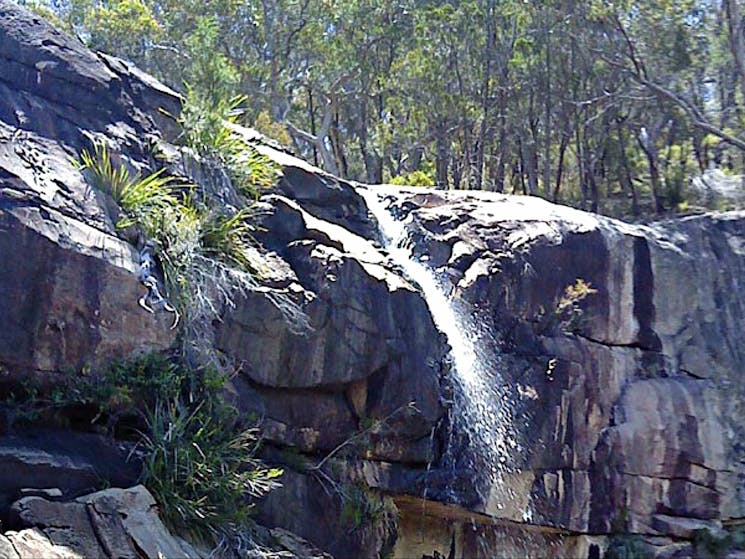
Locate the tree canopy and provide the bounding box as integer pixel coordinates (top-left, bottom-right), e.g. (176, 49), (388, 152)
(19, 0), (745, 217)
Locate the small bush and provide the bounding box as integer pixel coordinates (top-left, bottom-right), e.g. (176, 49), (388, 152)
(78, 142), (182, 228)
(141, 395), (282, 540)
(389, 168), (435, 187)
(340, 483), (394, 533)
(178, 89), (281, 199)
(3, 353), (181, 431)
(252, 109), (292, 147)
(77, 141), (198, 305)
(199, 206), (261, 272)
(604, 535), (652, 559)
(3, 354), (283, 541)
(555, 278), (598, 333)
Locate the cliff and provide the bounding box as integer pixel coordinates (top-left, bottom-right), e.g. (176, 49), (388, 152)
(0, 2), (744, 558)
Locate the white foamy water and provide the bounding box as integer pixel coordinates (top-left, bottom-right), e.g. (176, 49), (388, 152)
(359, 186), (518, 509)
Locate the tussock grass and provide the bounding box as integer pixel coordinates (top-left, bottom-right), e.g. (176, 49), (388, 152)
(78, 142), (182, 229)
(178, 88), (281, 199)
(199, 206), (260, 272)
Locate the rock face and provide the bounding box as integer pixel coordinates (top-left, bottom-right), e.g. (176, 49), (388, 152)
(1, 2), (745, 558)
(4, 485), (200, 559)
(0, 0), (179, 380)
(366, 187), (745, 555)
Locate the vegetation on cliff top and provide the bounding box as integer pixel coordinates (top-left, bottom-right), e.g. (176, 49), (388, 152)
(20, 0), (745, 217)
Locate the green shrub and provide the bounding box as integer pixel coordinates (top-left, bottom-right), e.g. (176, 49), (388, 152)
(252, 109), (292, 147)
(340, 483), (393, 533)
(77, 141), (199, 304)
(3, 354), (283, 541)
(199, 206), (260, 272)
(554, 278), (598, 333)
(141, 395), (282, 540)
(78, 141), (182, 228)
(4, 353), (181, 429)
(178, 89), (281, 199)
(389, 168), (435, 187)
(604, 535), (652, 559)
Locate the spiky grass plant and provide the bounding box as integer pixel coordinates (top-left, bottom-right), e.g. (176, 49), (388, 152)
(178, 89), (281, 199)
(140, 395), (282, 541)
(77, 139), (308, 352)
(78, 141), (181, 228)
(230, 143), (281, 197)
(1, 351), (283, 543)
(78, 141), (202, 310)
(178, 88), (244, 158)
(136, 358), (283, 540)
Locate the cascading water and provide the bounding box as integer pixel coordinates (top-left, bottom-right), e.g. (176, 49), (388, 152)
(359, 185), (523, 517)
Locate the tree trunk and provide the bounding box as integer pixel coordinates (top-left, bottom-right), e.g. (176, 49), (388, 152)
(552, 131), (570, 202)
(542, 8), (553, 197)
(617, 122), (639, 216)
(725, 0), (745, 105)
(494, 89), (508, 192)
(435, 125), (449, 189)
(307, 86), (318, 167)
(637, 131), (665, 214)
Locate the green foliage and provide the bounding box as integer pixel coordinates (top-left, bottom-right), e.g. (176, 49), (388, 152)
(554, 278), (598, 333)
(2, 353), (283, 540)
(178, 90), (281, 199)
(603, 535), (652, 559)
(692, 527), (745, 559)
(21, 1), (73, 32)
(4, 354), (190, 429)
(77, 141), (198, 306)
(84, 0), (162, 62)
(389, 169), (435, 187)
(230, 142), (282, 196)
(339, 483), (392, 533)
(141, 396), (282, 539)
(76, 138), (273, 313)
(178, 89), (243, 158)
(183, 16), (238, 106)
(78, 142), (181, 228)
(252, 110), (292, 148)
(199, 207), (261, 272)
(36, 0), (745, 216)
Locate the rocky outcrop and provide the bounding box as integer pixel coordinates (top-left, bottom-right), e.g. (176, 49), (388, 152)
(5, 485), (200, 559)
(367, 186), (745, 556)
(1, 2), (745, 558)
(0, 0), (179, 381)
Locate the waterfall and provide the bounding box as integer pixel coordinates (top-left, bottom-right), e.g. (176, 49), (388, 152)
(359, 185), (522, 517)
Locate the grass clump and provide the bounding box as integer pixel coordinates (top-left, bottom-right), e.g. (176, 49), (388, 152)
(389, 168), (436, 187)
(78, 142), (182, 229)
(131, 356), (283, 541)
(75, 139), (308, 356)
(339, 482), (393, 533)
(199, 206), (261, 272)
(141, 387), (282, 540)
(2, 353), (283, 541)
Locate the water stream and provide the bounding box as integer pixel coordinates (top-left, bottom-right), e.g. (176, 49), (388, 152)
(359, 185), (521, 516)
